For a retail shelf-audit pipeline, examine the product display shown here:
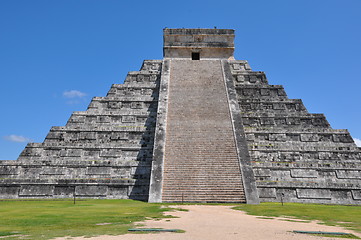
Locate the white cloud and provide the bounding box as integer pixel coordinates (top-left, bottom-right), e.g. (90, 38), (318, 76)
(353, 138), (361, 147)
(63, 90), (87, 98)
(4, 135), (33, 143)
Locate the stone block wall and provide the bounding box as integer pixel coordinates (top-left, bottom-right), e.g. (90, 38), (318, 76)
(1, 52), (360, 204)
(163, 28), (235, 59)
(230, 60), (361, 204)
(0, 60), (162, 200)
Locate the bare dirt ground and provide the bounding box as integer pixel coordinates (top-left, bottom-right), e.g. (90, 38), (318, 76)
(56, 205), (361, 240)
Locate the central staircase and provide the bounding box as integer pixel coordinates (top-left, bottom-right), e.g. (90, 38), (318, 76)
(162, 60), (246, 203)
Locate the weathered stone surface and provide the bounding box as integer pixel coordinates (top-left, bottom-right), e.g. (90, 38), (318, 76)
(352, 190), (361, 200)
(233, 54), (361, 204)
(257, 188), (277, 198)
(163, 28), (234, 59)
(0, 60), (162, 200)
(296, 189), (331, 199)
(19, 185), (54, 196)
(159, 60), (246, 203)
(75, 186), (108, 196)
(1, 28), (360, 204)
(290, 169), (318, 178)
(148, 60), (170, 203)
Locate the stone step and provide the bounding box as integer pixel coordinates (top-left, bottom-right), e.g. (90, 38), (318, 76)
(163, 197), (245, 200)
(162, 196), (246, 202)
(164, 170), (240, 173)
(163, 188), (244, 192)
(163, 193), (245, 197)
(163, 192), (245, 196)
(163, 174), (242, 177)
(164, 166), (241, 169)
(163, 181), (243, 184)
(161, 60), (246, 203)
(163, 176), (243, 180)
(164, 164), (240, 167)
(163, 178), (243, 181)
(163, 195), (245, 200)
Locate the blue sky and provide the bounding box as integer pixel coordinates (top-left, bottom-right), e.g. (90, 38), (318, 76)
(1, 0), (360, 160)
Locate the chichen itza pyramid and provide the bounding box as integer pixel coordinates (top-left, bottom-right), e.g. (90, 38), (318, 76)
(1, 28), (360, 204)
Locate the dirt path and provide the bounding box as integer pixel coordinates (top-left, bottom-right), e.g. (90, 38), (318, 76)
(56, 205), (361, 240)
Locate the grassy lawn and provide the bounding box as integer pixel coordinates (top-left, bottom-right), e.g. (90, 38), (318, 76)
(233, 202), (361, 234)
(1, 200), (360, 240)
(0, 199), (172, 240)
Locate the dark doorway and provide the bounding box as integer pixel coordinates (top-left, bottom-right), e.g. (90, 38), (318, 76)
(192, 52), (200, 60)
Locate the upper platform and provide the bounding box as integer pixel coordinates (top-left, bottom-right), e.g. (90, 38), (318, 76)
(163, 28), (235, 59)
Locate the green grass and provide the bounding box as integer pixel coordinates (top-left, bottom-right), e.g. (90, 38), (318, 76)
(0, 199), (173, 240)
(233, 202), (361, 234)
(308, 233), (359, 239)
(1, 200), (360, 240)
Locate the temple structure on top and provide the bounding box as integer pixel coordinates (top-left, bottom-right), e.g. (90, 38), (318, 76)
(163, 28), (235, 59)
(1, 28), (360, 205)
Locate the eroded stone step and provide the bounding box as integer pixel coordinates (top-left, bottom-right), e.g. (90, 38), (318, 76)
(161, 60), (246, 202)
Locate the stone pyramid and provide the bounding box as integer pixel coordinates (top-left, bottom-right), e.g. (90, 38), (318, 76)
(1, 28), (360, 204)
